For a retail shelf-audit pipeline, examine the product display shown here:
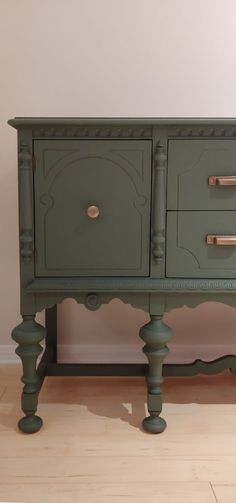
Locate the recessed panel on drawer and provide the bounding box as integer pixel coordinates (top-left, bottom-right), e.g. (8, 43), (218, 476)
(166, 211), (236, 278)
(34, 140), (152, 277)
(167, 139), (236, 210)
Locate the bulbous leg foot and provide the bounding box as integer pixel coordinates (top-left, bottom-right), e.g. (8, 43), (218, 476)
(142, 414), (167, 434)
(18, 415), (43, 434)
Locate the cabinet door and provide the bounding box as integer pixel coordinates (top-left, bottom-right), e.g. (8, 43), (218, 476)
(34, 140), (152, 277)
(166, 211), (236, 278)
(167, 139), (236, 210)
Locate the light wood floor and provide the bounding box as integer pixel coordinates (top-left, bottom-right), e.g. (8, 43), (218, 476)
(0, 365), (236, 502)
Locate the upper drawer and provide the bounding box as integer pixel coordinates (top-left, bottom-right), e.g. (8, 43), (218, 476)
(167, 139), (236, 210)
(34, 139), (152, 277)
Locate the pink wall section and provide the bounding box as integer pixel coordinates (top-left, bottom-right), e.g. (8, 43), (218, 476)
(56, 300), (236, 363)
(1, 0), (236, 361)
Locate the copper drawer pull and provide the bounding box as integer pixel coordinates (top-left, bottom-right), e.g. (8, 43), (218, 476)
(208, 176), (236, 186)
(87, 205), (100, 219)
(206, 235), (236, 245)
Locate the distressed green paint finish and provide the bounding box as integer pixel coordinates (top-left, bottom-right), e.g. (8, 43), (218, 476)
(166, 211), (236, 278)
(26, 276), (236, 293)
(11, 316), (46, 433)
(34, 140), (152, 277)
(139, 315), (172, 433)
(151, 142), (167, 265)
(167, 139), (236, 210)
(8, 117), (236, 434)
(8, 117), (236, 127)
(17, 128), (36, 316)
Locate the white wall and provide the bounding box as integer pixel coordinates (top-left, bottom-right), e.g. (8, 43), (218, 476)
(1, 0), (236, 362)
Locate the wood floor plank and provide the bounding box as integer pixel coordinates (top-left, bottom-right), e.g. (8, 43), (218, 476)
(3, 402), (236, 438)
(0, 455), (236, 483)
(0, 385), (6, 401)
(1, 365), (236, 502)
(0, 482), (216, 503)
(1, 430), (236, 458)
(212, 484), (236, 503)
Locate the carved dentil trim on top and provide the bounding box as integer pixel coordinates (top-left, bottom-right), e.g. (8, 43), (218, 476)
(18, 142), (33, 262)
(169, 126), (236, 137)
(32, 126), (153, 138)
(31, 124), (236, 139)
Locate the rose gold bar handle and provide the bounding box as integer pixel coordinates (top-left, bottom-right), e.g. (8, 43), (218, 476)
(206, 235), (236, 245)
(208, 176), (236, 186)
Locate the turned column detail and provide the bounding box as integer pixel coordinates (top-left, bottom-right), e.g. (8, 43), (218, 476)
(18, 142), (34, 263)
(139, 315), (172, 433)
(152, 143), (167, 264)
(12, 316), (46, 433)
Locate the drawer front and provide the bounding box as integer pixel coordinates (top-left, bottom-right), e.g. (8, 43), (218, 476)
(167, 139), (236, 210)
(34, 139), (152, 277)
(166, 211), (236, 278)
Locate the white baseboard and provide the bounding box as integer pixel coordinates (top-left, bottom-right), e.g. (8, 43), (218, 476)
(0, 345), (19, 364)
(57, 343), (236, 364)
(2, 343), (236, 365)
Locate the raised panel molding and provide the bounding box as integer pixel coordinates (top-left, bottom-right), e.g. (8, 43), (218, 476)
(166, 211), (236, 278)
(167, 139), (236, 211)
(34, 140), (152, 277)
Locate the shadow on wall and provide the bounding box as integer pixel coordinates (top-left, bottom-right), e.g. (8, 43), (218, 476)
(56, 299), (236, 364)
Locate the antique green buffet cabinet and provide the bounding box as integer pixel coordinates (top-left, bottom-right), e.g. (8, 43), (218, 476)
(8, 117), (236, 434)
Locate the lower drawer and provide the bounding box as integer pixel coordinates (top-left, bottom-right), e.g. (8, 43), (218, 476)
(166, 211), (236, 278)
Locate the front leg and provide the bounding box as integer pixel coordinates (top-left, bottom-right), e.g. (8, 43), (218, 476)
(139, 315), (172, 433)
(12, 315), (46, 433)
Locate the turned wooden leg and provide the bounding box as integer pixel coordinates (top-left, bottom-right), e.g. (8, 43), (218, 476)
(12, 315), (46, 433)
(139, 315), (172, 433)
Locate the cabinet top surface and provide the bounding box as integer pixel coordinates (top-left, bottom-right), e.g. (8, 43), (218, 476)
(8, 117), (236, 129)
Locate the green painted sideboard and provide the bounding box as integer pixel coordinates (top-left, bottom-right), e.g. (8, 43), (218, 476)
(8, 117), (236, 434)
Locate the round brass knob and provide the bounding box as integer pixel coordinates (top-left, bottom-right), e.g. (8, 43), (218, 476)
(87, 205), (100, 219)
